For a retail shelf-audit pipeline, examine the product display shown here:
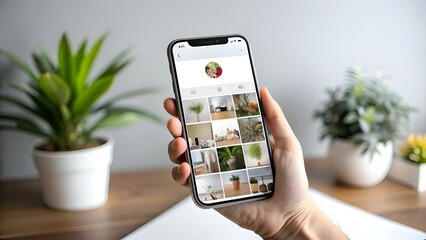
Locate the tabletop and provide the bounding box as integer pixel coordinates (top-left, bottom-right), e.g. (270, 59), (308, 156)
(0, 158), (425, 239)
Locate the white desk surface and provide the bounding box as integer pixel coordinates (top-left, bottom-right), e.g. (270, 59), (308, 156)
(123, 188), (426, 240)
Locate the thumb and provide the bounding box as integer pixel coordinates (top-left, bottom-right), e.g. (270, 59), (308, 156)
(260, 87), (299, 149)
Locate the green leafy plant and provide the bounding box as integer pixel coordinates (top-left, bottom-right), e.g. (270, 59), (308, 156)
(187, 102), (204, 122)
(229, 175), (240, 181)
(314, 67), (414, 154)
(248, 143), (262, 166)
(249, 177), (258, 184)
(218, 146), (245, 171)
(238, 117), (265, 143)
(0, 33), (161, 151)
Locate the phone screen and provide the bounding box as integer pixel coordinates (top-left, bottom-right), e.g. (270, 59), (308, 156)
(168, 35), (274, 207)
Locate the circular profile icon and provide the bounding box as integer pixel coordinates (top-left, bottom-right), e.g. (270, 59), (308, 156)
(205, 62), (223, 78)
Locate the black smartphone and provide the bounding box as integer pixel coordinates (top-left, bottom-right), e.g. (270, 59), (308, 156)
(167, 35), (274, 208)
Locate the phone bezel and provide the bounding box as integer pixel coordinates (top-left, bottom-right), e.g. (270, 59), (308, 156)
(167, 34), (275, 209)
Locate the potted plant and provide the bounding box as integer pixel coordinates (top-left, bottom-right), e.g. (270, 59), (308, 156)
(314, 67), (413, 187)
(259, 176), (267, 192)
(248, 143), (262, 166)
(229, 175), (240, 190)
(249, 177), (258, 193)
(187, 101), (204, 122)
(0, 33), (161, 211)
(388, 134), (426, 192)
(218, 146), (245, 171)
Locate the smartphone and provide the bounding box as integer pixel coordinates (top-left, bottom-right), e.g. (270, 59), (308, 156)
(167, 35), (274, 208)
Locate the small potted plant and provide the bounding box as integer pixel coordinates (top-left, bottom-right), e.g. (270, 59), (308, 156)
(388, 134), (426, 192)
(248, 143), (262, 166)
(0, 33), (161, 211)
(187, 101), (204, 122)
(249, 177), (258, 193)
(314, 67), (413, 187)
(229, 175), (240, 190)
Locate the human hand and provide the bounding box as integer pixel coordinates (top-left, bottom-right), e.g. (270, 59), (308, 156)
(164, 87), (348, 239)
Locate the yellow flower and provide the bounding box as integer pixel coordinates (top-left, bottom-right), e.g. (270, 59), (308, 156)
(399, 134), (426, 164)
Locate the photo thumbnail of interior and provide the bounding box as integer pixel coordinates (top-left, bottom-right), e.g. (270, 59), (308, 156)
(195, 174), (224, 202)
(186, 122), (215, 150)
(191, 149), (220, 176)
(211, 118), (241, 147)
(208, 95), (235, 120)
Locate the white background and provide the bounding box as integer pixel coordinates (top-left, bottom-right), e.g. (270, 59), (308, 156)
(0, 0), (424, 179)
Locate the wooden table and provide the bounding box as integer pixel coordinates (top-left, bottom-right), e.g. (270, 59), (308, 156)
(1, 159), (425, 239)
(305, 158), (426, 232)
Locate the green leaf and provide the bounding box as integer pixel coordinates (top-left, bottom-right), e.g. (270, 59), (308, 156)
(37, 48), (57, 73)
(0, 95), (39, 117)
(74, 39), (87, 71)
(74, 34), (107, 92)
(0, 49), (38, 80)
(71, 75), (114, 117)
(88, 107), (162, 133)
(32, 49), (56, 75)
(93, 87), (159, 112)
(359, 119), (370, 133)
(58, 33), (75, 85)
(38, 73), (71, 107)
(0, 114), (49, 137)
(343, 112), (358, 124)
(95, 47), (133, 79)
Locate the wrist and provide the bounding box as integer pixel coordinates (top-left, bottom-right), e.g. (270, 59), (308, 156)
(264, 197), (348, 240)
(264, 197), (314, 240)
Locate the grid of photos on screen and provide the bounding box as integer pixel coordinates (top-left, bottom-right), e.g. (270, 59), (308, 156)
(183, 92), (273, 203)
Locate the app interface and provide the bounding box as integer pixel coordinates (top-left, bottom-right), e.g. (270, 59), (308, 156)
(172, 37), (273, 204)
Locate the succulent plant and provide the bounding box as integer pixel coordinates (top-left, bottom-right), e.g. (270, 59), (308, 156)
(314, 67), (414, 154)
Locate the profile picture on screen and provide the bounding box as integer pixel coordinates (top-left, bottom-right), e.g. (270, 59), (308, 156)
(205, 62), (223, 78)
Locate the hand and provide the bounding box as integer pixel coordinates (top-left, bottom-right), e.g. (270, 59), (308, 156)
(164, 87), (348, 239)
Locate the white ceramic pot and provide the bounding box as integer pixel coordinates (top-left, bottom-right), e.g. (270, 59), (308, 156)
(329, 139), (392, 187)
(32, 138), (113, 211)
(388, 157), (426, 192)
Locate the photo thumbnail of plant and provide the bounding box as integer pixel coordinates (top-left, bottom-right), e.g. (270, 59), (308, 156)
(183, 98), (210, 123)
(237, 116), (265, 143)
(217, 145), (246, 172)
(233, 93), (260, 117)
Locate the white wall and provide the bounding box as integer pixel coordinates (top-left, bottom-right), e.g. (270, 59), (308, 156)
(0, 0), (424, 180)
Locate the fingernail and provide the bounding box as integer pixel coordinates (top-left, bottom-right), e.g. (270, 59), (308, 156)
(177, 165), (182, 174)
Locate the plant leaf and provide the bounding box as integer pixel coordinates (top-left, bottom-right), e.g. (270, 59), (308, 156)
(32, 50), (56, 74)
(74, 34), (106, 92)
(0, 49), (38, 80)
(71, 75), (114, 117)
(88, 107), (162, 133)
(58, 33), (75, 85)
(0, 114), (49, 137)
(0, 95), (39, 117)
(343, 112), (358, 124)
(95, 47), (133, 79)
(38, 72), (71, 107)
(93, 87), (159, 112)
(37, 48), (57, 73)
